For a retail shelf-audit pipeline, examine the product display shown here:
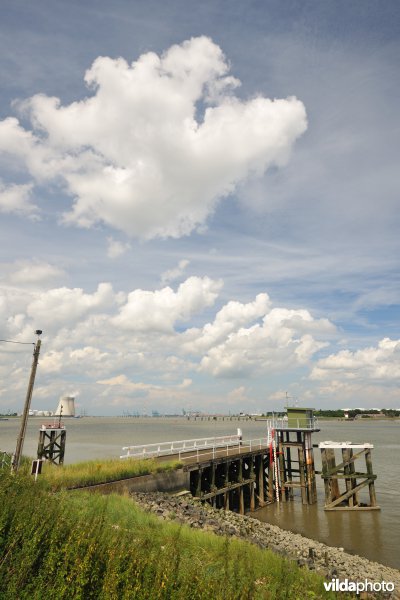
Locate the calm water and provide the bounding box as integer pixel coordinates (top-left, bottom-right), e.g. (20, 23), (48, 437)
(1, 417), (399, 569)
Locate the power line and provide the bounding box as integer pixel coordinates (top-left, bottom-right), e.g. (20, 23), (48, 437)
(0, 339), (35, 346)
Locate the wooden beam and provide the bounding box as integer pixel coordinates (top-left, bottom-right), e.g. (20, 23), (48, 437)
(298, 445), (307, 505)
(365, 449), (378, 507)
(324, 478), (370, 509)
(324, 447), (368, 475)
(278, 434), (286, 502)
(258, 454), (265, 505)
(325, 506), (380, 511)
(326, 448), (340, 500)
(200, 477), (254, 499)
(321, 473), (377, 480)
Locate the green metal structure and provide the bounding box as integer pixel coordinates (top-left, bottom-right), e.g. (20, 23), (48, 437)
(286, 407), (315, 429)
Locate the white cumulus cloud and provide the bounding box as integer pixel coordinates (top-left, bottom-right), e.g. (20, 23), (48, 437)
(9, 260), (64, 285)
(0, 37), (307, 238)
(0, 181), (38, 218)
(199, 307), (334, 377)
(183, 293), (271, 353)
(310, 338), (400, 381)
(26, 283), (116, 328)
(113, 276), (222, 333)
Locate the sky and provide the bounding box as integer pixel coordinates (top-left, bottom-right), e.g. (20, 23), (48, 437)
(0, 0), (399, 415)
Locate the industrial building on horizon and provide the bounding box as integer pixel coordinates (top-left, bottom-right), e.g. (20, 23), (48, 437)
(26, 396), (76, 417)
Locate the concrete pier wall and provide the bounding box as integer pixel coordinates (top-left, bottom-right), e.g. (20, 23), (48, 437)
(71, 468), (190, 495)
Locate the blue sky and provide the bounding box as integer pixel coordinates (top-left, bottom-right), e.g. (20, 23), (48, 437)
(0, 0), (399, 415)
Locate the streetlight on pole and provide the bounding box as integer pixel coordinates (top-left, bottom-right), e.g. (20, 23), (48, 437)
(12, 330), (43, 472)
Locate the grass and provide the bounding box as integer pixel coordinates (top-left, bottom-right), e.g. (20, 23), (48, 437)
(40, 456), (182, 490)
(0, 470), (350, 599)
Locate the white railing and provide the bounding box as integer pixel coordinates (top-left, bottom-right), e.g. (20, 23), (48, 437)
(319, 441), (373, 449)
(121, 432), (243, 460)
(178, 437), (270, 462)
(265, 417), (319, 430)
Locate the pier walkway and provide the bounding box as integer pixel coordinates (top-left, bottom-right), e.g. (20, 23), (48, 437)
(119, 412), (378, 514)
(121, 432), (270, 466)
(121, 433), (272, 513)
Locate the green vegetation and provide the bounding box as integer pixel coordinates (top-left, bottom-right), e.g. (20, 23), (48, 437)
(382, 408), (400, 417)
(0, 471), (344, 599)
(314, 410), (345, 418)
(343, 408), (400, 419)
(41, 457), (182, 491)
(313, 408), (400, 419)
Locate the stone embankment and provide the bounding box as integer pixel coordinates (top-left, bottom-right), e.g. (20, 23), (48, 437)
(131, 492), (400, 598)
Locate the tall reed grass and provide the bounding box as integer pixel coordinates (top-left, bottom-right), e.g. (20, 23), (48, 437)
(41, 457), (182, 491)
(0, 470), (348, 599)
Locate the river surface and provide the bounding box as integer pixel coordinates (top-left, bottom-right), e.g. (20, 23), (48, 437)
(1, 416), (399, 569)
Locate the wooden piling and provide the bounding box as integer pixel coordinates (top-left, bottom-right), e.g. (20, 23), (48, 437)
(224, 491), (230, 510)
(365, 448), (377, 507)
(211, 463), (216, 493)
(326, 447), (340, 501)
(304, 432), (317, 503)
(298, 445), (307, 504)
(286, 441), (293, 500)
(249, 457), (256, 511)
(319, 442), (379, 511)
(250, 481), (255, 511)
(258, 455), (265, 505)
(278, 433), (286, 502)
(196, 469), (202, 497)
(268, 455), (274, 503)
(342, 448), (354, 507)
(239, 487), (244, 515)
(321, 448), (331, 506)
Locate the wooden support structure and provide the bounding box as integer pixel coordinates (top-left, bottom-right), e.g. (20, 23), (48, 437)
(257, 454), (266, 505)
(319, 442), (379, 511)
(224, 461), (230, 509)
(267, 451), (274, 503)
(187, 409), (320, 510)
(304, 432), (318, 503)
(274, 426), (319, 505)
(188, 448), (271, 513)
(184, 412), (380, 516)
(37, 424), (66, 465)
(298, 443), (307, 504)
(278, 432), (286, 502)
(249, 457), (255, 511)
(183, 422), (380, 517)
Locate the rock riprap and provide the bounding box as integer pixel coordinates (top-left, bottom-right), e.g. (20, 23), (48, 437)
(131, 491), (400, 599)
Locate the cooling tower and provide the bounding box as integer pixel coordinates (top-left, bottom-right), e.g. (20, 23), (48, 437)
(54, 396), (75, 417)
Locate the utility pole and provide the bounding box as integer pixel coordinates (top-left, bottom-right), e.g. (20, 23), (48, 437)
(12, 330), (42, 472)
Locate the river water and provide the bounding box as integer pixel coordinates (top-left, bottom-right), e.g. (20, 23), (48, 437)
(1, 416), (399, 569)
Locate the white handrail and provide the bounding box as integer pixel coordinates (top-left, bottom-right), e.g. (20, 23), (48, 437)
(120, 435), (270, 460)
(179, 438), (269, 461)
(120, 432), (242, 459)
(265, 417), (319, 430)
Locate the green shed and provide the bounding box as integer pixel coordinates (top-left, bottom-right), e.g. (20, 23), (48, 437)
(286, 407), (315, 429)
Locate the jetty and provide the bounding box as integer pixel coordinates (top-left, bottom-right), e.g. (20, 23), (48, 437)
(120, 406), (380, 514)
